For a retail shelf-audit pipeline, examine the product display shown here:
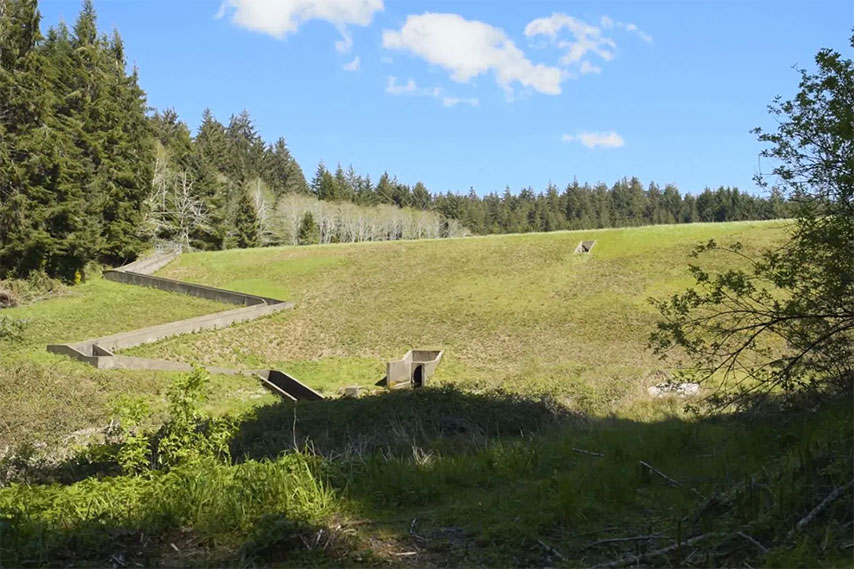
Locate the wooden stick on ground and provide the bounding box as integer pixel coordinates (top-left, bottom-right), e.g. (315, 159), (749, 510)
(584, 534), (669, 549)
(787, 480), (854, 540)
(640, 460), (706, 499)
(537, 539), (566, 561)
(737, 531), (768, 554)
(572, 447), (605, 457)
(591, 533), (716, 569)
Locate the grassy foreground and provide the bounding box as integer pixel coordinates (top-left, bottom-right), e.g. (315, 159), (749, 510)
(3, 220), (851, 567)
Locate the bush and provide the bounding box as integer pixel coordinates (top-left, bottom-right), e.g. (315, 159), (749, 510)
(0, 316), (28, 342)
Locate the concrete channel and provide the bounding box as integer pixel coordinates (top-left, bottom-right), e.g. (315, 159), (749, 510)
(46, 252), (323, 402)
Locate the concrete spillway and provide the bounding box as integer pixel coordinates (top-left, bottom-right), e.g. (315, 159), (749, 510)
(46, 252), (322, 402)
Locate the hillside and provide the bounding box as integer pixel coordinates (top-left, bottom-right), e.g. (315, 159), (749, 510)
(131, 220), (785, 406)
(2, 221), (852, 568)
(1, 221), (784, 448)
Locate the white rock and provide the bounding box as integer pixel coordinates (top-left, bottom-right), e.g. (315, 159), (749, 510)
(647, 382), (700, 398)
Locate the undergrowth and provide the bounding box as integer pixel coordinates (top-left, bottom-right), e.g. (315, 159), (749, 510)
(1, 368), (851, 567)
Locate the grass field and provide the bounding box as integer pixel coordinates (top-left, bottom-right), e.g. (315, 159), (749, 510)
(3, 220), (850, 567)
(130, 220), (787, 409)
(1, 221), (784, 448)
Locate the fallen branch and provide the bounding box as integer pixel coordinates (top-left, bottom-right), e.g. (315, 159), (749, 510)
(737, 531), (768, 554)
(537, 539), (566, 561)
(640, 460), (705, 499)
(572, 447), (605, 457)
(584, 534), (668, 549)
(591, 533), (717, 568)
(787, 480), (854, 540)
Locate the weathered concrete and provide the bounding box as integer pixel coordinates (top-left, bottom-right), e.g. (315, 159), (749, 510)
(385, 349), (444, 390)
(574, 240), (596, 254)
(46, 252), (324, 401)
(258, 370), (324, 401)
(103, 270), (281, 306)
(48, 302), (291, 357)
(118, 252), (180, 275)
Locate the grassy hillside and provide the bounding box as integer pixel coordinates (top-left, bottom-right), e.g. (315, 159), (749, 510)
(132, 221), (786, 410)
(4, 220), (850, 568)
(0, 279), (276, 449)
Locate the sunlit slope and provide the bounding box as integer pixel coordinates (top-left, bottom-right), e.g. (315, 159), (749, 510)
(0, 280), (273, 447)
(132, 221), (786, 404)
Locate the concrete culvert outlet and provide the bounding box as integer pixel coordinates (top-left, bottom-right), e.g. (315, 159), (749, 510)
(574, 240), (596, 254)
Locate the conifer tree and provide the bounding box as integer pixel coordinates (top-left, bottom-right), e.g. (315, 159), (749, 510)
(298, 211), (319, 245)
(231, 189), (260, 248)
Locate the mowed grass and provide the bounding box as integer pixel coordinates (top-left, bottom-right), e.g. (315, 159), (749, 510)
(129, 221), (788, 409)
(0, 279), (276, 448)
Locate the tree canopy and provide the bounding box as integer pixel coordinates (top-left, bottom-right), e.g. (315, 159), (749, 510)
(651, 35), (854, 408)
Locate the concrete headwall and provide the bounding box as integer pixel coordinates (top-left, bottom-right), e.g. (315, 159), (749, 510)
(103, 270), (280, 306)
(262, 370), (324, 401)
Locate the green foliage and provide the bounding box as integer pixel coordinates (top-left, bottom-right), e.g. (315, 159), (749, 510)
(229, 189), (260, 249)
(111, 396), (151, 474)
(652, 38), (853, 408)
(0, 453), (334, 566)
(154, 366), (234, 469)
(297, 211), (319, 245)
(0, 316), (28, 341)
(0, 0), (153, 281)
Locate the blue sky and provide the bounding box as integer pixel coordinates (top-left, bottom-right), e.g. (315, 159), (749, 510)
(39, 0), (852, 196)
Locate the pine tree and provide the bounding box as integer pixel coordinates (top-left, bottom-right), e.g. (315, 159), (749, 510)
(264, 137), (308, 195)
(298, 211), (319, 245)
(375, 172), (394, 204)
(231, 189), (260, 248)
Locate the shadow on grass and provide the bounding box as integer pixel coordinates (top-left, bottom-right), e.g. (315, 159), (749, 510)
(2, 387), (852, 568)
(230, 385), (576, 462)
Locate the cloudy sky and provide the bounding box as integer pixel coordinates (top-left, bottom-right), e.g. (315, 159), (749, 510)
(39, 0), (852, 195)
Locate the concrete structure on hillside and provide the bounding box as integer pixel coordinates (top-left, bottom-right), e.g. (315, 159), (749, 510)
(384, 349), (444, 390)
(574, 240), (596, 254)
(47, 252), (446, 402)
(45, 252), (322, 402)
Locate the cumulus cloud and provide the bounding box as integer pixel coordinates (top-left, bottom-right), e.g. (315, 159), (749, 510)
(601, 16), (653, 43)
(385, 76), (478, 108)
(342, 55), (360, 71)
(382, 13), (563, 96)
(562, 131), (625, 149)
(219, 0), (383, 51)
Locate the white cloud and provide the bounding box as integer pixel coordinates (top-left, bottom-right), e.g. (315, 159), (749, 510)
(342, 55), (360, 71)
(562, 131), (625, 149)
(219, 0), (383, 51)
(580, 60), (601, 74)
(442, 96), (479, 108)
(600, 15), (652, 43)
(385, 76), (478, 108)
(525, 13), (616, 65)
(335, 28), (353, 53)
(385, 76), (438, 97)
(382, 13), (563, 96)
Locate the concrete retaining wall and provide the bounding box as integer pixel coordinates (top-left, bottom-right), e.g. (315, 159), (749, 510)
(51, 301), (291, 355)
(119, 252), (180, 275)
(46, 252), (326, 402)
(103, 270), (280, 306)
